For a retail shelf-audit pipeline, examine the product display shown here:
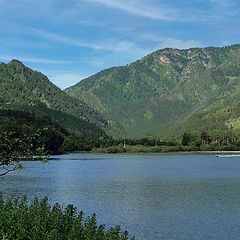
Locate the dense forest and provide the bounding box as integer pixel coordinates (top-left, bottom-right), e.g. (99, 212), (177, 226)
(0, 108), (107, 154)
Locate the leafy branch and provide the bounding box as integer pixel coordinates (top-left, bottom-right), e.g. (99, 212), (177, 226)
(0, 130), (48, 176)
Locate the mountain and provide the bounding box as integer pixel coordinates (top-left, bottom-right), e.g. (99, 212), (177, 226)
(65, 44), (240, 137)
(0, 60), (107, 138)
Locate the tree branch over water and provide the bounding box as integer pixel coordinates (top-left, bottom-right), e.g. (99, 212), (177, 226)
(0, 162), (21, 176)
(0, 130), (48, 176)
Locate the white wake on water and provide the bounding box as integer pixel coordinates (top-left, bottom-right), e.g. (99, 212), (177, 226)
(218, 155), (240, 157)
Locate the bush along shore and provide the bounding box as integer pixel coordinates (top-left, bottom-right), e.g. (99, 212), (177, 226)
(0, 196), (134, 240)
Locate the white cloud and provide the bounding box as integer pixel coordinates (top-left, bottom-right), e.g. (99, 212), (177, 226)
(110, 40), (148, 55)
(141, 34), (202, 50)
(220, 40), (230, 47)
(50, 73), (85, 89)
(26, 27), (147, 55)
(209, 0), (232, 8)
(27, 27), (107, 50)
(82, 0), (235, 23)
(0, 56), (72, 64)
(83, 0), (178, 21)
(155, 38), (202, 50)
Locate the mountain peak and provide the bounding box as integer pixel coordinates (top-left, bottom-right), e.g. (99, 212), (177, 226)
(7, 59), (25, 67)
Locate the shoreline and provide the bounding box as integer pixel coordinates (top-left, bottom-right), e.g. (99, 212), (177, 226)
(60, 150), (240, 155)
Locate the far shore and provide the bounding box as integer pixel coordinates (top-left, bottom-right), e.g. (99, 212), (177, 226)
(60, 149), (240, 155)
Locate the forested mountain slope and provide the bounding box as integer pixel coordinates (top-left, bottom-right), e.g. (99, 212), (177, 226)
(65, 44), (240, 137)
(161, 100), (240, 138)
(0, 60), (107, 138)
(0, 108), (68, 153)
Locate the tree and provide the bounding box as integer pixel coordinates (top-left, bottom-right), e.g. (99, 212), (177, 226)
(201, 130), (210, 145)
(0, 130), (48, 176)
(182, 132), (191, 146)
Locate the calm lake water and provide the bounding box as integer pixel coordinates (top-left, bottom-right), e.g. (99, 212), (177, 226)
(1, 153), (240, 240)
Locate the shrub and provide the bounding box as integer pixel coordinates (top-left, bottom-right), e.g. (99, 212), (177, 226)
(0, 196), (134, 240)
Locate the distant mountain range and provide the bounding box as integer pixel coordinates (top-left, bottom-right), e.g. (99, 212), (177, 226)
(65, 44), (240, 138)
(1, 44), (240, 139)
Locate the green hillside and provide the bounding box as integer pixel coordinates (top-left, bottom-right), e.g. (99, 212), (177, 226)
(161, 100), (240, 139)
(0, 60), (107, 138)
(0, 108), (68, 153)
(65, 44), (240, 137)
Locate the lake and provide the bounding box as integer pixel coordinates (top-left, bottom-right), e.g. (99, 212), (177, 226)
(1, 153), (240, 240)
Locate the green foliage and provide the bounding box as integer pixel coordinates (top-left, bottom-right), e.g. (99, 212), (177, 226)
(0, 108), (67, 154)
(0, 130), (48, 176)
(162, 101), (240, 138)
(92, 128), (240, 153)
(0, 108), (111, 154)
(179, 129), (240, 151)
(0, 196), (134, 240)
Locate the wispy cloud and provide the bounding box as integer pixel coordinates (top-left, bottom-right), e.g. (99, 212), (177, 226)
(26, 27), (148, 55)
(83, 0), (178, 21)
(209, 0), (233, 8)
(157, 38), (202, 50)
(207, 0), (239, 17)
(141, 33), (202, 50)
(27, 27), (106, 50)
(0, 56), (72, 64)
(82, 0), (240, 24)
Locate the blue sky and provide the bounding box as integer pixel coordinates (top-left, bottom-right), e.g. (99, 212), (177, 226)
(0, 0), (239, 89)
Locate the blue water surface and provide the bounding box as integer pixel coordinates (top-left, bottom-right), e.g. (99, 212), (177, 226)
(1, 153), (240, 240)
